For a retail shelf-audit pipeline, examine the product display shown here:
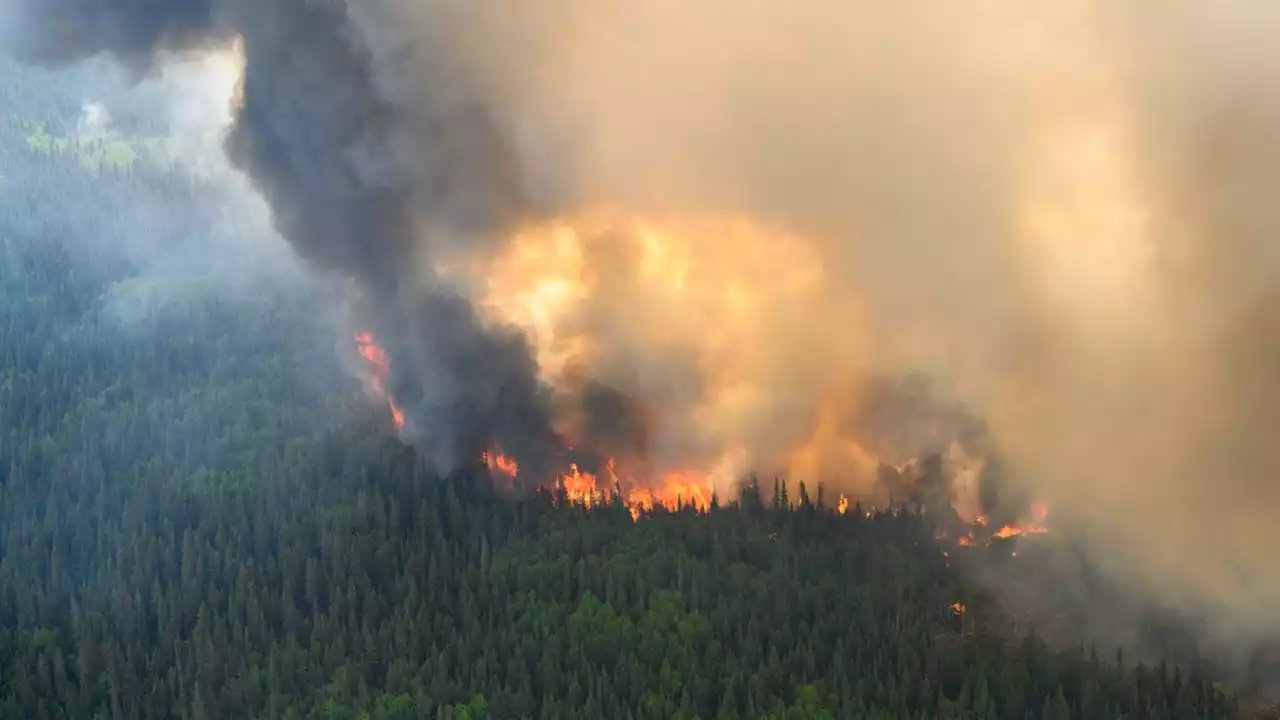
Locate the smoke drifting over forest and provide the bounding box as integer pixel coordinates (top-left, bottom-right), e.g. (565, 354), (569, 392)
(7, 0), (1280, 676)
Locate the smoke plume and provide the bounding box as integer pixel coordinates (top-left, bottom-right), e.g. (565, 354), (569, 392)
(4, 0), (567, 472)
(9, 0), (1280, 678)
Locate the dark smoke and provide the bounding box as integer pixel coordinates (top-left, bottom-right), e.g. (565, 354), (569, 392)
(378, 288), (561, 479)
(2, 1), (227, 69)
(5, 0), (563, 475)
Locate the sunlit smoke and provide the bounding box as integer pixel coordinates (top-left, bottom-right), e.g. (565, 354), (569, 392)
(437, 208), (881, 494)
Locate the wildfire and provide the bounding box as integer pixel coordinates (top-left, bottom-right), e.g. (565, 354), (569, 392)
(435, 206), (876, 494)
(354, 331), (405, 431)
(644, 470), (713, 511)
(559, 464), (602, 507)
(352, 326), (720, 515)
(992, 502), (1050, 539)
(354, 331), (389, 369)
(483, 449), (519, 478)
(479, 448), (715, 520)
(951, 601), (967, 615)
(350, 206), (1045, 531)
(945, 502), (1051, 547)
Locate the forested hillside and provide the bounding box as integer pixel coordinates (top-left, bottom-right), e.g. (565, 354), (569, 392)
(0, 58), (1249, 718)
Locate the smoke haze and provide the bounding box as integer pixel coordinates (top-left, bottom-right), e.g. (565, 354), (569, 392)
(7, 0), (1280, 676)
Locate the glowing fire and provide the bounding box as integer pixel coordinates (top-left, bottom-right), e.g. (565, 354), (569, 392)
(352, 324), (719, 514)
(569, 464), (712, 517)
(992, 502), (1050, 538)
(993, 524), (1048, 539)
(951, 601), (966, 615)
(354, 332), (405, 431)
(483, 449), (519, 478)
(479, 449), (715, 520)
(435, 207), (878, 494)
(352, 208), (1038, 528)
(946, 502), (1051, 547)
(559, 464), (601, 507)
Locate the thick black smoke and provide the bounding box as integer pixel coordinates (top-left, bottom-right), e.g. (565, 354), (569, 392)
(5, 0), (562, 474)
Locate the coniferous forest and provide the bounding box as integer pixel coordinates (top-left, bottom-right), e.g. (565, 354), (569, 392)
(0, 58), (1260, 719)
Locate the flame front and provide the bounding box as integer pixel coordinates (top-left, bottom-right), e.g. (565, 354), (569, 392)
(559, 463), (713, 519)
(352, 324), (717, 515)
(358, 209), (1027, 525)
(354, 322), (1048, 534)
(480, 449), (713, 520)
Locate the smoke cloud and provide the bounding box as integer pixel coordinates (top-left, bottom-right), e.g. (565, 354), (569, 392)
(9, 0), (1280, 677)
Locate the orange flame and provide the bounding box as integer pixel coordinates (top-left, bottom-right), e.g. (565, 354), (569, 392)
(947, 502), (1051, 547)
(483, 450), (520, 478)
(992, 503), (1050, 539)
(480, 448), (713, 520)
(951, 601), (966, 615)
(354, 331), (405, 431)
(992, 523), (1049, 539)
(559, 464), (601, 507)
(354, 331), (390, 369)
(647, 470), (712, 512)
(626, 486), (655, 516)
(837, 494), (849, 515)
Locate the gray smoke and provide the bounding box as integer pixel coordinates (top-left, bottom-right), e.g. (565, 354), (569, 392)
(4, 0), (564, 474)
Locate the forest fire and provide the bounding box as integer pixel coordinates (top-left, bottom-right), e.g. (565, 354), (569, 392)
(558, 464), (601, 507)
(353, 208), (1020, 527)
(353, 322), (1026, 527)
(353, 332), (405, 431)
(482, 449), (713, 520)
(354, 320), (1039, 533)
(436, 207), (877, 489)
(353, 327), (717, 518)
(352, 326), (1050, 534)
(990, 502), (1051, 539)
(938, 502), (1052, 547)
(482, 449), (520, 478)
